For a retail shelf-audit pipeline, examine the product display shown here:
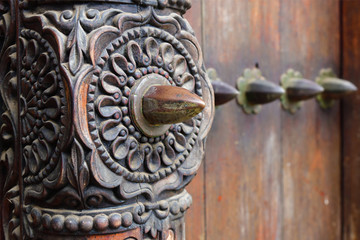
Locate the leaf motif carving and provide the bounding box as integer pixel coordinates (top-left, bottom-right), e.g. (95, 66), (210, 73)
(111, 136), (134, 160)
(126, 40), (142, 68)
(160, 43), (174, 73)
(100, 119), (127, 142)
(67, 139), (90, 206)
(111, 53), (134, 74)
(173, 55), (187, 81)
(145, 37), (160, 65)
(86, 10), (206, 186)
(100, 72), (126, 94)
(127, 142), (144, 171)
(67, 21), (86, 75)
(146, 147), (161, 173)
(178, 119), (195, 135)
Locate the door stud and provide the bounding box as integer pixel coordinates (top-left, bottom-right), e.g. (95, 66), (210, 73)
(280, 69), (324, 114)
(316, 68), (358, 109)
(207, 68), (239, 107)
(236, 67), (284, 114)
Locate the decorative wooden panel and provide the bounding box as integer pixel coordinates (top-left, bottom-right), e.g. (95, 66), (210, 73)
(0, 0), (215, 239)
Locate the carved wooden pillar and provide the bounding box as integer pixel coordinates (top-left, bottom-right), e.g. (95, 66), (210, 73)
(0, 0), (214, 239)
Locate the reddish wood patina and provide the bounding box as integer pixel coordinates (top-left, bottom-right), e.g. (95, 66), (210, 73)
(342, 1), (360, 240)
(185, 0), (343, 239)
(0, 0), (214, 239)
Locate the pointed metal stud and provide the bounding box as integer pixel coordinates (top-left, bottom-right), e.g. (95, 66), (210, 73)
(316, 68), (358, 109)
(236, 68), (284, 114)
(130, 74), (205, 137)
(142, 85), (205, 125)
(281, 69), (324, 114)
(207, 68), (239, 106)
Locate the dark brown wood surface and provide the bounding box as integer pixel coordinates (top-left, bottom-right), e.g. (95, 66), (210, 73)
(342, 1), (360, 239)
(185, 0), (342, 239)
(1, 1), (214, 239)
(184, 1), (206, 239)
(203, 1), (283, 239)
(280, 1), (341, 239)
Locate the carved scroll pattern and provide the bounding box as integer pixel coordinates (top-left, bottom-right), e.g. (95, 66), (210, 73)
(24, 0), (192, 14)
(18, 3), (214, 238)
(0, 0), (21, 239)
(90, 23), (202, 183)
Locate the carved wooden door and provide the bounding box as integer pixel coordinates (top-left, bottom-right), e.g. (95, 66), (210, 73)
(0, 0), (214, 239)
(185, 1), (359, 240)
(1, 0), (359, 239)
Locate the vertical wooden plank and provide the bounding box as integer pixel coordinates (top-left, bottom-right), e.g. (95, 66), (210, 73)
(342, 1), (360, 239)
(202, 0), (342, 239)
(203, 1), (283, 239)
(280, 1), (341, 239)
(184, 1), (205, 239)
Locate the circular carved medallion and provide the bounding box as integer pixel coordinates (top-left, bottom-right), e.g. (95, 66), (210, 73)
(88, 27), (203, 183)
(20, 29), (68, 184)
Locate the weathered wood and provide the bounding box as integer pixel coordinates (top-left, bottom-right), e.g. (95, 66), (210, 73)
(280, 1), (341, 239)
(201, 0), (342, 239)
(203, 1), (283, 239)
(342, 1), (360, 239)
(183, 1), (207, 239)
(0, 0), (215, 239)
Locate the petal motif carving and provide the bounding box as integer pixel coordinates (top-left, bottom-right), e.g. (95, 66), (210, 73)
(11, 3), (214, 239)
(19, 30), (69, 183)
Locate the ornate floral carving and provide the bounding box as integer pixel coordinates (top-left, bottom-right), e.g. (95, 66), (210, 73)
(25, 190), (192, 237)
(132, 0), (192, 13)
(89, 31), (202, 183)
(0, 0), (15, 56)
(43, 6), (122, 75)
(25, 0), (192, 14)
(82, 8), (214, 204)
(0, 1), (20, 237)
(19, 29), (69, 185)
(4, 2), (214, 239)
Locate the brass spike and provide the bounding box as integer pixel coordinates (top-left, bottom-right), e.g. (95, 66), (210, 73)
(318, 77), (357, 99)
(237, 68), (284, 114)
(245, 79), (285, 104)
(284, 78), (324, 101)
(316, 68), (358, 109)
(142, 85), (205, 125)
(280, 69), (324, 114)
(211, 80), (239, 106)
(207, 68), (239, 106)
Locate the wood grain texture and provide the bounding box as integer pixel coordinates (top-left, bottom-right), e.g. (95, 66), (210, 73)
(184, 1), (206, 239)
(0, 1), (215, 239)
(280, 1), (341, 240)
(342, 1), (360, 240)
(201, 0), (341, 239)
(203, 1), (283, 239)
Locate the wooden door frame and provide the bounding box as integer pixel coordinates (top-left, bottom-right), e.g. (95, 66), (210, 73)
(341, 1), (360, 240)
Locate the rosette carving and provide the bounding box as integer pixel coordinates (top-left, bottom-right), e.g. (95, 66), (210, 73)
(4, 3), (214, 238)
(92, 36), (201, 181)
(84, 8), (214, 200)
(19, 29), (69, 184)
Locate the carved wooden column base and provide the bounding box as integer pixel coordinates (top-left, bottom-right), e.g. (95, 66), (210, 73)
(28, 191), (191, 239)
(37, 220), (184, 240)
(36, 218), (184, 240)
(0, 0), (214, 239)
